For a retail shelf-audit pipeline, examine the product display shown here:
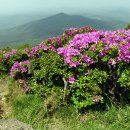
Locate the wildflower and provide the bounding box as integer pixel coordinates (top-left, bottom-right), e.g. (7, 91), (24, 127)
(82, 55), (94, 65)
(69, 75), (75, 84)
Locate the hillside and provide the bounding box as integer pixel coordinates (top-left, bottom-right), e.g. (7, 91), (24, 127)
(11, 13), (114, 34)
(0, 13), (122, 48)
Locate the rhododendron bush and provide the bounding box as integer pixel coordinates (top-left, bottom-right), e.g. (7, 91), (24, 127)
(0, 27), (130, 111)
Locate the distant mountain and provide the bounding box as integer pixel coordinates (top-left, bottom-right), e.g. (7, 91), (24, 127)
(0, 13), (127, 48)
(9, 12), (114, 34)
(90, 8), (130, 23)
(0, 14), (46, 30)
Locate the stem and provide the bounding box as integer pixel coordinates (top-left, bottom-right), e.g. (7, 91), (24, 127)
(62, 77), (68, 103)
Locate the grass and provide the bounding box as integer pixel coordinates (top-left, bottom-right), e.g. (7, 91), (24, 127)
(10, 95), (130, 130)
(11, 94), (130, 130)
(1, 76), (130, 130)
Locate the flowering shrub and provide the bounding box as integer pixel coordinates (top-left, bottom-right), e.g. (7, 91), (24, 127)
(45, 26), (97, 48)
(0, 49), (30, 73)
(57, 29), (130, 109)
(10, 60), (31, 92)
(28, 43), (49, 57)
(0, 27), (130, 111)
(10, 60), (30, 78)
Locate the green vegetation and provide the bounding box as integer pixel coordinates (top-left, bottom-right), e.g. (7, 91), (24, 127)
(125, 23), (130, 30)
(2, 77), (130, 130)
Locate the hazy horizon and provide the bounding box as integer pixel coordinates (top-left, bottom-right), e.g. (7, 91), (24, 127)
(0, 0), (130, 16)
(0, 0), (130, 48)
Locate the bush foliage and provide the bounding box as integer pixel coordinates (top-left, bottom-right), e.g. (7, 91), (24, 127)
(0, 27), (130, 111)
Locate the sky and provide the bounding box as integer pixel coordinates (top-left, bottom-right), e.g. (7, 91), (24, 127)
(0, 0), (130, 15)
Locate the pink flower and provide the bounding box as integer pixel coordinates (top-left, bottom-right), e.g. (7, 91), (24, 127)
(69, 75), (75, 84)
(89, 45), (95, 51)
(108, 59), (116, 65)
(22, 86), (31, 92)
(82, 55), (94, 65)
(69, 61), (79, 67)
(23, 48), (29, 54)
(99, 50), (105, 58)
(18, 79), (26, 84)
(64, 57), (71, 64)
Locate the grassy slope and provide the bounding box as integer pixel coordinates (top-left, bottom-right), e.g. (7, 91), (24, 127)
(0, 76), (130, 130)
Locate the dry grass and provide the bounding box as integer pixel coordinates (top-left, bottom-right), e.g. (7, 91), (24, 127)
(0, 76), (21, 118)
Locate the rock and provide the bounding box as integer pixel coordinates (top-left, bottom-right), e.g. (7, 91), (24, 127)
(0, 119), (34, 130)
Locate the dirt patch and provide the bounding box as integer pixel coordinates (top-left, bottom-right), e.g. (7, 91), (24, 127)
(0, 119), (34, 130)
(0, 78), (9, 118)
(0, 78), (34, 130)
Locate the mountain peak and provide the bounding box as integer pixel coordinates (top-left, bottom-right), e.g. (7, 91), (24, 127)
(54, 12), (69, 17)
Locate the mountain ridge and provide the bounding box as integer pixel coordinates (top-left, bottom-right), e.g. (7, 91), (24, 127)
(0, 13), (127, 48)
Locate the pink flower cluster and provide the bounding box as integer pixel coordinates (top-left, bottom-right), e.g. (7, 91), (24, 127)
(69, 31), (100, 49)
(10, 60), (30, 78)
(119, 42), (130, 62)
(46, 27), (96, 49)
(18, 79), (31, 92)
(46, 35), (68, 48)
(63, 26), (96, 36)
(58, 29), (130, 67)
(57, 47), (80, 67)
(47, 36), (61, 43)
(28, 43), (49, 57)
(82, 55), (94, 65)
(3, 49), (17, 59)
